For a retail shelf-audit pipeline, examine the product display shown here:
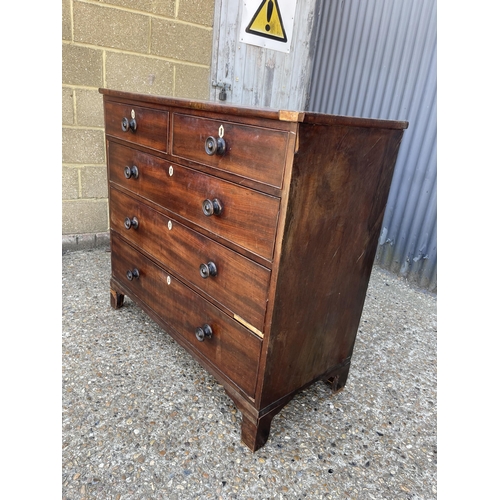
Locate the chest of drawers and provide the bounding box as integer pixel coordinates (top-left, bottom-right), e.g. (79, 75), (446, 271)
(100, 88), (408, 451)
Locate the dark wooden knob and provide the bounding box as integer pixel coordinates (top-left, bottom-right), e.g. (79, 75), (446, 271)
(122, 117), (137, 132)
(126, 268), (140, 281)
(202, 198), (223, 216)
(205, 136), (226, 156)
(195, 324), (213, 342)
(199, 261), (217, 279)
(124, 217), (139, 230)
(124, 165), (139, 179)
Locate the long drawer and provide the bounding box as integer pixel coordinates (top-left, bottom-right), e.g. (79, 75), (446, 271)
(109, 187), (271, 332)
(104, 101), (168, 151)
(108, 142), (281, 261)
(171, 113), (289, 188)
(111, 234), (262, 398)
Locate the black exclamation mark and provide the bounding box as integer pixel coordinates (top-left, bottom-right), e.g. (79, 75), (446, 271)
(265, 0), (273, 32)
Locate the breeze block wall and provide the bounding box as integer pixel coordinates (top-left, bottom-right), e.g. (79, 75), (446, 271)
(62, 0), (215, 250)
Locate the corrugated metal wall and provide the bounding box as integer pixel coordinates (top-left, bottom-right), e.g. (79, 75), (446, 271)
(307, 0), (437, 292)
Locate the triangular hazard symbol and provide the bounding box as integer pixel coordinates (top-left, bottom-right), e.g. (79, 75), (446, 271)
(245, 0), (287, 43)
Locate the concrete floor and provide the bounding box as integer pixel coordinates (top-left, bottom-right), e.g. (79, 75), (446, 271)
(62, 247), (437, 499)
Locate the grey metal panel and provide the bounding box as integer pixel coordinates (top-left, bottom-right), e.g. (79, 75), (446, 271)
(210, 0), (318, 110)
(308, 0), (437, 292)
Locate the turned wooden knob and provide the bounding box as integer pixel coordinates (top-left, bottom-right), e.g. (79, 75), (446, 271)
(202, 198), (223, 216)
(205, 136), (226, 156)
(121, 117), (137, 132)
(124, 217), (139, 230)
(199, 261), (217, 279)
(124, 165), (139, 179)
(195, 324), (213, 342)
(126, 268), (140, 281)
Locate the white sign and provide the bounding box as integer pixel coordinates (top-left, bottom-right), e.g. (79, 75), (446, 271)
(240, 0), (297, 53)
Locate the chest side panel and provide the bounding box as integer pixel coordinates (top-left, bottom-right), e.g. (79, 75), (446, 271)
(260, 121), (405, 406)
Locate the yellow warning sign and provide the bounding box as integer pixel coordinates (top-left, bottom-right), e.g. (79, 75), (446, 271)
(245, 0), (287, 43)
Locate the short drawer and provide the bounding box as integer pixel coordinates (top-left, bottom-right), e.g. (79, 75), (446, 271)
(111, 234), (262, 397)
(108, 142), (280, 261)
(104, 101), (168, 151)
(110, 187), (271, 333)
(171, 113), (288, 188)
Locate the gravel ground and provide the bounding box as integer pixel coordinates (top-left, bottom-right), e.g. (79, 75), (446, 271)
(62, 248), (437, 500)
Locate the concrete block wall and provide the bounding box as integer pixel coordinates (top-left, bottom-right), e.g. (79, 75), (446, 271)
(62, 0), (215, 250)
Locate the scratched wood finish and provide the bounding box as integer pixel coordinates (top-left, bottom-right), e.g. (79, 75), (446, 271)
(111, 234), (262, 398)
(101, 88), (408, 452)
(103, 101), (168, 151)
(171, 113), (289, 188)
(108, 142), (281, 261)
(109, 186), (271, 332)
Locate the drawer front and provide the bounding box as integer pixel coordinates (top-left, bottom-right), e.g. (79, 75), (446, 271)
(110, 187), (271, 332)
(171, 113), (288, 188)
(104, 101), (168, 151)
(111, 234), (262, 397)
(108, 142), (280, 261)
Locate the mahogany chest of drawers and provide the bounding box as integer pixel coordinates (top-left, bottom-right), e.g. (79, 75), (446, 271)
(100, 88), (408, 451)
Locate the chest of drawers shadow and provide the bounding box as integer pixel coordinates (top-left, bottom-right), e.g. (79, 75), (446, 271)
(100, 88), (408, 451)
